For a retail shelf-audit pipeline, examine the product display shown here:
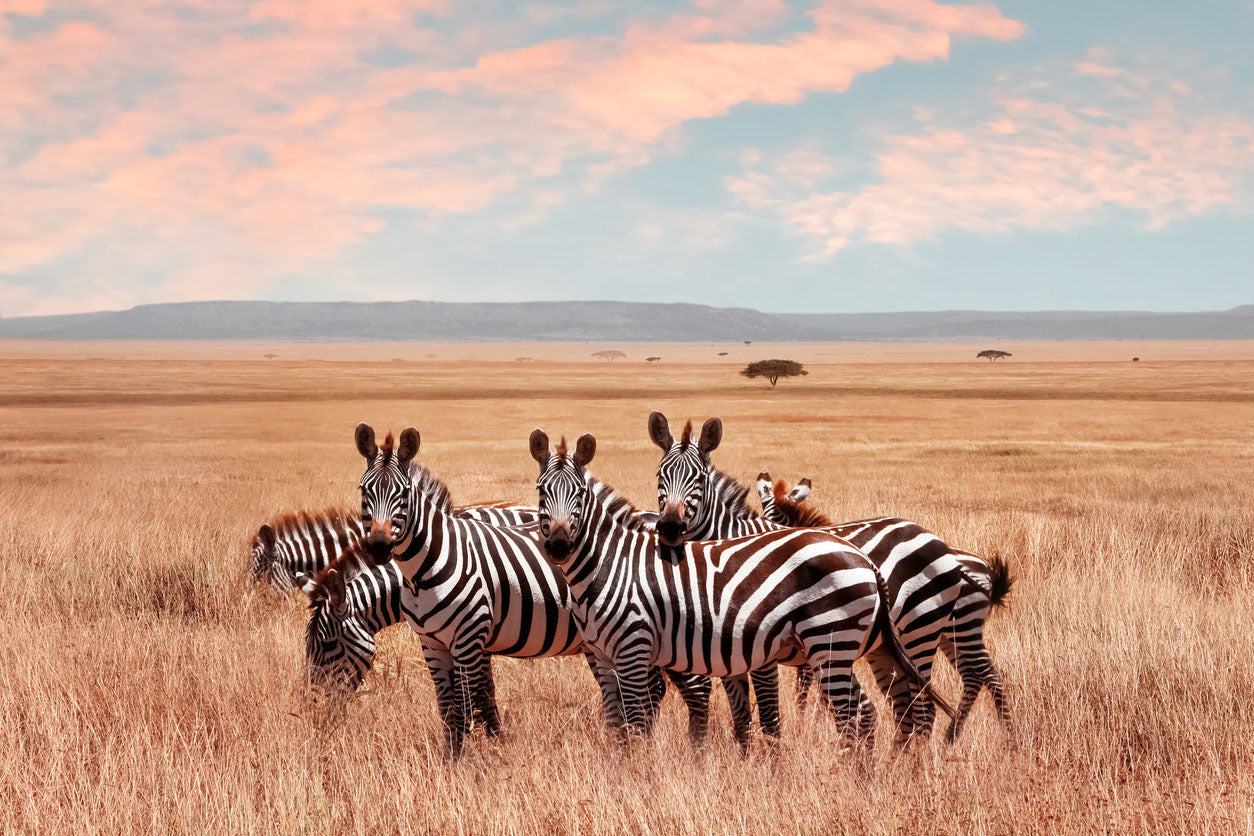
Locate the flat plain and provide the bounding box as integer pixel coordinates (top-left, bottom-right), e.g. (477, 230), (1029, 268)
(2, 340), (1252, 835)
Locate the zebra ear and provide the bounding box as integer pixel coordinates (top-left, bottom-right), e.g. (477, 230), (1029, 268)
(647, 411), (673, 450)
(398, 427), (420, 464)
(698, 417), (722, 455)
(529, 429), (551, 466)
(755, 471), (773, 500)
(789, 478), (811, 503)
(355, 423), (378, 460)
(257, 524), (276, 551)
(324, 569), (348, 617)
(573, 433), (597, 468)
(295, 572), (316, 594)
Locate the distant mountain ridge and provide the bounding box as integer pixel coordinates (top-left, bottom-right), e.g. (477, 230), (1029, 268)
(2, 299), (1252, 341)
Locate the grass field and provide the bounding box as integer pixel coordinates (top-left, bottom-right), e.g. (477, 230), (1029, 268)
(1, 340), (1252, 834)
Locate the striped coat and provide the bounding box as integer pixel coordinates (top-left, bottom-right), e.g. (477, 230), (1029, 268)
(348, 423), (698, 756)
(758, 475), (1013, 741)
(529, 429), (951, 752)
(250, 502), (538, 594)
(648, 412), (967, 740)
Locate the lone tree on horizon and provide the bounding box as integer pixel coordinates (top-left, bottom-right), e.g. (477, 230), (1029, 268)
(646, 356), (661, 363)
(592, 349), (627, 362)
(977, 349), (1013, 362)
(741, 359), (808, 387)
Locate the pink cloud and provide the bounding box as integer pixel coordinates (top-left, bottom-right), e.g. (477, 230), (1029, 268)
(729, 52), (1254, 255)
(0, 1), (1022, 315)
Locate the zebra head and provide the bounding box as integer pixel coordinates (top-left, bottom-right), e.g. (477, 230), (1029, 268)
(304, 567), (376, 698)
(249, 523), (279, 586)
(529, 429), (595, 563)
(756, 473), (815, 526)
(355, 423), (419, 561)
(648, 411), (722, 548)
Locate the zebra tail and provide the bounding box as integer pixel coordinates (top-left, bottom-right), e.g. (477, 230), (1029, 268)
(871, 568), (956, 720)
(986, 553), (1015, 610)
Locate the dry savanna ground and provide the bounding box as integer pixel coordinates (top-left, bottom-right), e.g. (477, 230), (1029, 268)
(2, 340), (1253, 835)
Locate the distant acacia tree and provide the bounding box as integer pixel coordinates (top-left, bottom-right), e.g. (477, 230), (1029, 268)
(741, 359), (808, 387)
(977, 350), (1013, 362)
(646, 356), (661, 363)
(744, 340), (752, 345)
(263, 353), (278, 359)
(592, 350), (627, 361)
(1132, 357), (1140, 362)
(515, 356), (533, 363)
(717, 352), (729, 357)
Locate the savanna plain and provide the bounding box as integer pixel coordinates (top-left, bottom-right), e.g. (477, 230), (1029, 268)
(2, 340), (1252, 835)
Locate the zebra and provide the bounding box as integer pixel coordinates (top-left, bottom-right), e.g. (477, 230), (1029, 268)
(528, 427), (954, 753)
(250, 509), (363, 594)
(648, 411), (968, 741)
(757, 472), (1014, 742)
(251, 502), (539, 595)
(349, 423), (702, 756)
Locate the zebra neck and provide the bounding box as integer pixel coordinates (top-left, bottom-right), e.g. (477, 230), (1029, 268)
(354, 567), (404, 635)
(693, 469), (770, 540)
(564, 477), (640, 597)
(391, 491), (456, 583)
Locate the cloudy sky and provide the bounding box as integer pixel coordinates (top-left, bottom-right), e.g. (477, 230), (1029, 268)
(2, 0), (1252, 317)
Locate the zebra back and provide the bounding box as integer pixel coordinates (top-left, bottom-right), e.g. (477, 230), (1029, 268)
(253, 502), (537, 594)
(251, 508), (364, 594)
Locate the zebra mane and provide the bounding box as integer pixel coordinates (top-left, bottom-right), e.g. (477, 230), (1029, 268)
(260, 508), (359, 542)
(306, 544), (376, 606)
(771, 481), (833, 527)
(589, 478), (655, 532)
(708, 469), (757, 519)
(409, 462), (454, 513)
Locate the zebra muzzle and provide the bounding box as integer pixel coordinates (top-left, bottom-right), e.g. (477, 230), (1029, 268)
(363, 529), (394, 564)
(543, 522), (574, 560)
(656, 510), (687, 547)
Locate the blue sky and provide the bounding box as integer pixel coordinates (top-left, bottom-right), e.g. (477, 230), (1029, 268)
(1, 0), (1251, 316)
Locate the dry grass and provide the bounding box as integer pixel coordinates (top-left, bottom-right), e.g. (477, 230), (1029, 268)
(1, 342), (1252, 834)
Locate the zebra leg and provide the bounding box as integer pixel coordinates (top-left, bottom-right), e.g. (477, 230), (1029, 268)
(645, 666), (668, 724)
(814, 659), (876, 749)
(615, 650), (657, 735)
(451, 633), (496, 742)
(795, 664), (815, 714)
(420, 641), (467, 757)
(750, 665), (782, 739)
(866, 647), (922, 745)
(588, 655), (628, 731)
(665, 670), (712, 744)
(941, 632), (1012, 743)
(723, 675), (753, 755)
(468, 653), (501, 737)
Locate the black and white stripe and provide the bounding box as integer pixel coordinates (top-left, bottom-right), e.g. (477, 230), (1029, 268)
(350, 423), (693, 756)
(649, 412), (966, 741)
(758, 474), (1013, 741)
(300, 502), (538, 706)
(251, 502), (538, 596)
(250, 509), (363, 594)
(529, 428), (951, 753)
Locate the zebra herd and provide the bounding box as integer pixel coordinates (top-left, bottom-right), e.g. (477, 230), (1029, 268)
(250, 413), (1013, 757)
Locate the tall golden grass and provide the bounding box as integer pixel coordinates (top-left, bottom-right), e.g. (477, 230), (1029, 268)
(1, 345), (1252, 834)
